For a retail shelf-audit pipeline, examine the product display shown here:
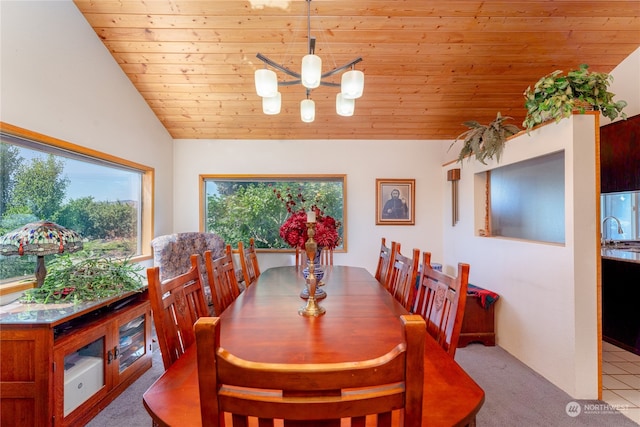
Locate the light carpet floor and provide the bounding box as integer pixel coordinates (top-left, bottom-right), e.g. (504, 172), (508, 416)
(86, 343), (639, 426)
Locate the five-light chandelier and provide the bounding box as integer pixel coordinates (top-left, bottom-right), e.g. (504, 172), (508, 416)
(254, 0), (364, 123)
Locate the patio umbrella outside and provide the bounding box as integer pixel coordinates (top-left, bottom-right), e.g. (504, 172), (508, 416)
(0, 220), (83, 287)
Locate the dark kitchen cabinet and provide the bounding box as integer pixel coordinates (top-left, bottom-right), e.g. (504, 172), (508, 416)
(600, 114), (640, 193)
(602, 258), (640, 355)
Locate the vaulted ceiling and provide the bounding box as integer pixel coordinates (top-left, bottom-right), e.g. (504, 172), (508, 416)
(73, 0), (640, 140)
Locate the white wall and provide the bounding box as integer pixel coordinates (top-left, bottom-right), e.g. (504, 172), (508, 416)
(440, 47), (640, 398)
(442, 116), (598, 398)
(603, 47), (640, 123)
(173, 139), (446, 274)
(0, 0), (175, 246)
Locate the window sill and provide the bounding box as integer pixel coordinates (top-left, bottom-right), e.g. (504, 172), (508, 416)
(0, 280), (35, 297)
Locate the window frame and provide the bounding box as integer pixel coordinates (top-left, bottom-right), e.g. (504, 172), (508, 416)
(200, 174), (347, 252)
(0, 122), (154, 291)
(601, 191), (640, 242)
(476, 151), (566, 244)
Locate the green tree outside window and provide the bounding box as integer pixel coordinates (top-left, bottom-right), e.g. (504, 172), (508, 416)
(203, 176), (346, 250)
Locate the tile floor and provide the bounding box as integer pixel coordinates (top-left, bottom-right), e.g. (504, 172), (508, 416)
(602, 340), (640, 425)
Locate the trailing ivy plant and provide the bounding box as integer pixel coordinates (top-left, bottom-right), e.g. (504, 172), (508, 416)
(20, 254), (144, 304)
(523, 64), (627, 132)
(450, 112), (521, 165)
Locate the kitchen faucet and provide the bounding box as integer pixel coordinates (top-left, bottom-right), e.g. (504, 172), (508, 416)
(601, 216), (624, 245)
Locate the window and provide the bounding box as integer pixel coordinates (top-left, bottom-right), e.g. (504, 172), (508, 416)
(484, 151), (565, 244)
(202, 175), (346, 250)
(0, 123), (153, 284)
(601, 191), (640, 242)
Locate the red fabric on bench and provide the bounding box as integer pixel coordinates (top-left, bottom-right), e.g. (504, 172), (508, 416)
(467, 284), (499, 309)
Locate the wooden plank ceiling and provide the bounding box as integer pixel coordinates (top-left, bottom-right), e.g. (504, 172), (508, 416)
(73, 0), (640, 140)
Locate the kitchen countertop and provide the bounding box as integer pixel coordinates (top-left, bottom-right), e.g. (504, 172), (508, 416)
(601, 247), (640, 264)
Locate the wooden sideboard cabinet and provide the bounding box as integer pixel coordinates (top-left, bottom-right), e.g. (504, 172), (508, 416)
(0, 289), (152, 427)
(458, 292), (497, 348)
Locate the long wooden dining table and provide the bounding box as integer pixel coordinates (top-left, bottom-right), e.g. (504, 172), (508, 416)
(143, 266), (484, 426)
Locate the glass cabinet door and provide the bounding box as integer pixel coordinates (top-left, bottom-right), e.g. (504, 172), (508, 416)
(62, 337), (105, 416)
(49, 297), (151, 426)
(117, 313), (147, 373)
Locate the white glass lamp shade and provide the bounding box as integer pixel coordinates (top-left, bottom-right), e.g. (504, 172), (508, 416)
(300, 99), (315, 123)
(336, 93), (354, 117)
(341, 69), (364, 99)
(262, 92), (281, 115)
(301, 54), (322, 89)
(255, 69), (278, 97)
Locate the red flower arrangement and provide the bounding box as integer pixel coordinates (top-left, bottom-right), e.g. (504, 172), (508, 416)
(274, 188), (341, 250)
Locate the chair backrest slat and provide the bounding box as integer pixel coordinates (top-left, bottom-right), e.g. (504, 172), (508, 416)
(195, 315), (425, 427)
(296, 247), (334, 268)
(204, 245), (242, 315)
(386, 247), (420, 312)
(146, 253), (209, 370)
(375, 238), (400, 290)
(413, 251), (470, 358)
(238, 238), (261, 287)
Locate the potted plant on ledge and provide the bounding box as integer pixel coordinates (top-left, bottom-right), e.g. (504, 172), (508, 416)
(522, 63), (627, 132)
(450, 112), (521, 165)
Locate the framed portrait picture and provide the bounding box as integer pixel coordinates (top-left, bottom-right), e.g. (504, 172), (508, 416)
(376, 179), (415, 225)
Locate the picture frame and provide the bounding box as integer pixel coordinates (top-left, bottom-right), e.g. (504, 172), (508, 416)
(376, 179), (415, 225)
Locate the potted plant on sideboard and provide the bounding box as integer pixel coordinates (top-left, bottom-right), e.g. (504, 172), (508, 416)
(20, 254), (144, 304)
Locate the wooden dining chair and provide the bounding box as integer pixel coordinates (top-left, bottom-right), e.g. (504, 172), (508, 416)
(386, 247), (420, 312)
(146, 253), (209, 370)
(413, 251), (470, 358)
(194, 314), (426, 427)
(237, 238), (260, 287)
(295, 246), (334, 267)
(204, 245), (242, 315)
(375, 238), (400, 289)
